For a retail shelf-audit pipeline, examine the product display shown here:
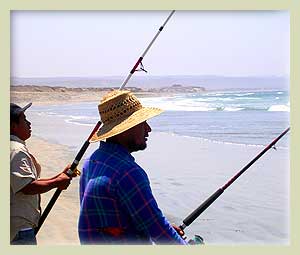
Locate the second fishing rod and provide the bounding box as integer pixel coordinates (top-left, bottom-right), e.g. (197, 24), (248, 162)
(35, 10), (176, 236)
(179, 127), (290, 233)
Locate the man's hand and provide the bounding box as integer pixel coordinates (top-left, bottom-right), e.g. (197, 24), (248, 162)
(56, 172), (71, 190)
(172, 224), (185, 237)
(62, 164), (80, 178)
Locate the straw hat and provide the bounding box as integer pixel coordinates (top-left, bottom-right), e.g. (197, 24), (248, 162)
(90, 90), (163, 142)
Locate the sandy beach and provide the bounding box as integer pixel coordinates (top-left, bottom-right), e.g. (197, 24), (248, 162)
(11, 90), (290, 245)
(26, 136), (81, 245)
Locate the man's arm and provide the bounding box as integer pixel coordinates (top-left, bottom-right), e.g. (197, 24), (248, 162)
(11, 151), (73, 195)
(117, 167), (187, 245)
(20, 172), (71, 195)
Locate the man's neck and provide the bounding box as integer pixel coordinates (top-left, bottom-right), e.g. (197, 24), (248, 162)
(106, 137), (131, 153)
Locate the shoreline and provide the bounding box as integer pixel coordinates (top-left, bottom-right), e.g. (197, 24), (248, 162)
(11, 84), (288, 106)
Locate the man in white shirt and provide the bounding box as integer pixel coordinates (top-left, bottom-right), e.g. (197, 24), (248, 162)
(10, 102), (72, 245)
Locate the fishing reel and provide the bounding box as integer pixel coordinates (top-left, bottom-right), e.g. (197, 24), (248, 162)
(187, 235), (205, 245)
(178, 223), (204, 245)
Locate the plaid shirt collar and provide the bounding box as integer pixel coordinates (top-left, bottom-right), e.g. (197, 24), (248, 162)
(99, 141), (135, 162)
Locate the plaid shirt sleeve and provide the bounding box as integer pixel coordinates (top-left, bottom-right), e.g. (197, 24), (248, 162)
(117, 166), (187, 245)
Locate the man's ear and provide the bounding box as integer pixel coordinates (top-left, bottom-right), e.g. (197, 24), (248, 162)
(10, 121), (18, 134)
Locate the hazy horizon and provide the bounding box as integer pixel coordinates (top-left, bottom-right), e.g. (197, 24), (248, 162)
(11, 75), (289, 91)
(11, 11), (289, 79)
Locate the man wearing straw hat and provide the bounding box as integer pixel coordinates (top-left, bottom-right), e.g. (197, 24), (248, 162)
(10, 102), (73, 245)
(78, 90), (187, 244)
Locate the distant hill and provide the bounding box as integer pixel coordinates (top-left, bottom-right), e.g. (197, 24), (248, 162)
(11, 75), (289, 91)
(10, 84), (205, 94)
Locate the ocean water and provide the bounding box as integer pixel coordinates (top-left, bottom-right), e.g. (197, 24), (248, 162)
(29, 90), (290, 148)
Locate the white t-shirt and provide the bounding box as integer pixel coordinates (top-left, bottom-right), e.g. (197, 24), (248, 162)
(10, 135), (41, 241)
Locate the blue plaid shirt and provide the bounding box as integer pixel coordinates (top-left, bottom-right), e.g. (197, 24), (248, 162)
(78, 141), (187, 245)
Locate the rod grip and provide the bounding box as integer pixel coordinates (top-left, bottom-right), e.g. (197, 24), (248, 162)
(182, 188), (224, 228)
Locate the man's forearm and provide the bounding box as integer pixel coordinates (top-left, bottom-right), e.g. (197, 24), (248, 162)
(20, 179), (58, 195)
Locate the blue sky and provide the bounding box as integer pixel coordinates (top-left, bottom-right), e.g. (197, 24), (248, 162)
(11, 11), (289, 78)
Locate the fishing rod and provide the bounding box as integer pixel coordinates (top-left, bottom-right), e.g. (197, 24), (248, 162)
(179, 127), (290, 231)
(35, 10), (176, 235)
(35, 121), (101, 235)
(119, 10), (175, 90)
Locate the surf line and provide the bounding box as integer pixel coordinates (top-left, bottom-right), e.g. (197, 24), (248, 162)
(179, 127), (290, 233)
(34, 10), (176, 236)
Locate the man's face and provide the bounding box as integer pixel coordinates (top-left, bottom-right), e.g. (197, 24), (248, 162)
(121, 121), (152, 153)
(11, 112), (32, 141)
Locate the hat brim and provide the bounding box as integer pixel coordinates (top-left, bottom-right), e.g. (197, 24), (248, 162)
(11, 102), (32, 117)
(21, 102), (32, 112)
(90, 107), (163, 142)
